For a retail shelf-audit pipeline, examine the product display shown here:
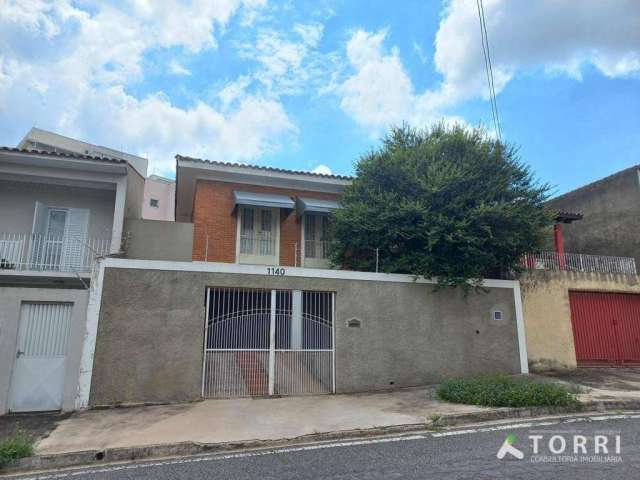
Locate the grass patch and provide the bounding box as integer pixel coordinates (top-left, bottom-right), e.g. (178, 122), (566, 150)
(437, 374), (578, 408)
(0, 431), (34, 468)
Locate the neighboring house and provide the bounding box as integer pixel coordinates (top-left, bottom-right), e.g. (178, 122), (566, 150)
(143, 174), (175, 221)
(546, 165), (640, 268)
(175, 155), (352, 269)
(19, 127), (148, 179)
(518, 174), (640, 371)
(0, 147), (144, 414)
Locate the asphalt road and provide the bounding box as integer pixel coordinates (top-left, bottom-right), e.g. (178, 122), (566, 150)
(7, 413), (640, 480)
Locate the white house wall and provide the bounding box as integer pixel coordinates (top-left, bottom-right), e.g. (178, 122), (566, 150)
(0, 179), (116, 240)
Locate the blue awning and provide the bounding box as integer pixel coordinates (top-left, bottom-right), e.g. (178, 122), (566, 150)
(233, 190), (295, 209)
(297, 197), (341, 214)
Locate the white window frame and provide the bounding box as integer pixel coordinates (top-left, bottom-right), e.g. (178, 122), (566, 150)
(301, 212), (330, 269)
(235, 206), (280, 266)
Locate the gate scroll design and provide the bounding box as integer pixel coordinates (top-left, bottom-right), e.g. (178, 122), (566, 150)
(202, 287), (335, 398)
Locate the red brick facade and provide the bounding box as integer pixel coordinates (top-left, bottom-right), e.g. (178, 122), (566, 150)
(192, 180), (341, 266)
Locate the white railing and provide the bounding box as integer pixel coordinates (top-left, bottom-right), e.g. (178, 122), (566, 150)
(0, 233), (111, 273)
(304, 239), (330, 260)
(239, 232), (276, 257)
(522, 251), (637, 275)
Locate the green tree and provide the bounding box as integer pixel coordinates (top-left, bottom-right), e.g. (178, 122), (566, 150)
(330, 123), (553, 287)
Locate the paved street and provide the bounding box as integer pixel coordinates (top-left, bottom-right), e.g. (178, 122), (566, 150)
(6, 413), (640, 480)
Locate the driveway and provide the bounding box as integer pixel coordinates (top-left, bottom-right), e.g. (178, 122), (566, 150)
(534, 367), (640, 402)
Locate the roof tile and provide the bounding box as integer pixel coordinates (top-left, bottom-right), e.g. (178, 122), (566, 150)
(0, 146), (127, 164)
(176, 154), (353, 181)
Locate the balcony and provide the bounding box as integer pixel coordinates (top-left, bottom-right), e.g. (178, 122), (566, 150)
(303, 239), (331, 269)
(522, 251), (637, 276)
(0, 233), (111, 274)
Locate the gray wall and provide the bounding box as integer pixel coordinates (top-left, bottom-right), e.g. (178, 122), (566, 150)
(0, 286), (89, 413)
(89, 268), (521, 406)
(548, 166), (640, 266)
(123, 219), (194, 261)
(124, 165), (145, 221)
(0, 179), (115, 239)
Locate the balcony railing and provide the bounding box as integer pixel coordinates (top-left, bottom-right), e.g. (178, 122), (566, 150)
(304, 239), (330, 260)
(522, 251), (637, 275)
(239, 232), (276, 257)
(0, 233), (111, 273)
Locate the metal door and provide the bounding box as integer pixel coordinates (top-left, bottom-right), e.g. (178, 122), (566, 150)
(202, 287), (335, 397)
(9, 302), (73, 412)
(569, 291), (640, 366)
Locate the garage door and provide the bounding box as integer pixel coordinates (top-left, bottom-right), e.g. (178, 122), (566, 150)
(569, 291), (640, 366)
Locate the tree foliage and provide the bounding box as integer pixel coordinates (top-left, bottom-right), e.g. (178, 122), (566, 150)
(330, 123), (553, 287)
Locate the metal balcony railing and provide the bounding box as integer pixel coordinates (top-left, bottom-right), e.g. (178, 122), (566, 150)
(0, 233), (111, 273)
(239, 232), (276, 257)
(522, 251), (637, 275)
(304, 239), (330, 260)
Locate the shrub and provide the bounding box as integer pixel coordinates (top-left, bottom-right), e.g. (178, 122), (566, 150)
(437, 374), (578, 408)
(0, 431), (34, 468)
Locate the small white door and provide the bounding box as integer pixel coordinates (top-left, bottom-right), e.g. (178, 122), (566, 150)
(9, 302), (73, 412)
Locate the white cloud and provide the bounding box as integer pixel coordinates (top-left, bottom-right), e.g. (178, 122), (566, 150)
(311, 164), (332, 175)
(339, 30), (413, 130)
(412, 41), (428, 64)
(235, 21), (335, 96)
(433, 0), (640, 105)
(336, 2), (640, 136)
(337, 30), (465, 135)
(0, 0), (296, 176)
(168, 60), (191, 76)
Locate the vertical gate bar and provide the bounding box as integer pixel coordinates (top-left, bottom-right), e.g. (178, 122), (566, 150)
(268, 289), (276, 395)
(201, 287), (210, 398)
(331, 291), (336, 394)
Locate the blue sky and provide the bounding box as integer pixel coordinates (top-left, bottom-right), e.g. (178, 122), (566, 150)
(0, 1), (638, 195)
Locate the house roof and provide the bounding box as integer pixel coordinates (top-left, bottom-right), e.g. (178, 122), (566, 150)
(18, 127), (148, 177)
(176, 154), (353, 181)
(0, 146), (127, 165)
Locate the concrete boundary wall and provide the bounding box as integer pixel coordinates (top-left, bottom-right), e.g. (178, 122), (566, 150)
(79, 259), (527, 407)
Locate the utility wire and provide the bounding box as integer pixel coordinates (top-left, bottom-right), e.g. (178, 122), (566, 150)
(475, 0), (502, 141)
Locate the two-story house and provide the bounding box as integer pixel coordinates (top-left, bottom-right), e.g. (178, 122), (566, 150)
(175, 155), (352, 268)
(0, 147), (144, 413)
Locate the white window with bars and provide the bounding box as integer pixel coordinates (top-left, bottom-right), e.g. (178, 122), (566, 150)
(237, 206), (279, 265)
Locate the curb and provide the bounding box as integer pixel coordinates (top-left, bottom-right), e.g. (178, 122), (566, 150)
(4, 399), (640, 474)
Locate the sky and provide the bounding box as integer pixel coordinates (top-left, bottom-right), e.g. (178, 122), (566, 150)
(0, 0), (638, 196)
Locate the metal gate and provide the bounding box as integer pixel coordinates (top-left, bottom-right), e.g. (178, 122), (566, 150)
(570, 291), (640, 366)
(9, 302), (73, 412)
(202, 287), (335, 397)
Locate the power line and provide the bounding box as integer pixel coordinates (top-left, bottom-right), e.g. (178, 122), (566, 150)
(475, 0), (502, 141)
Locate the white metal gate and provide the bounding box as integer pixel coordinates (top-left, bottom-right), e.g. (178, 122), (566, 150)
(9, 302), (73, 412)
(202, 287), (335, 398)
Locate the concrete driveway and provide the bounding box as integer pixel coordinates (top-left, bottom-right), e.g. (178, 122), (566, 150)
(535, 367), (640, 402)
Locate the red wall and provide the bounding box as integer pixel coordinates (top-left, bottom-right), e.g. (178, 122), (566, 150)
(192, 180), (340, 266)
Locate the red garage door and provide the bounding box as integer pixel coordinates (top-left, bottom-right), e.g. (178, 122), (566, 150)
(569, 291), (640, 366)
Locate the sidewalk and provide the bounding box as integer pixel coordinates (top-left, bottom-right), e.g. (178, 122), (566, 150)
(36, 387), (488, 455)
(5, 368), (640, 472)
